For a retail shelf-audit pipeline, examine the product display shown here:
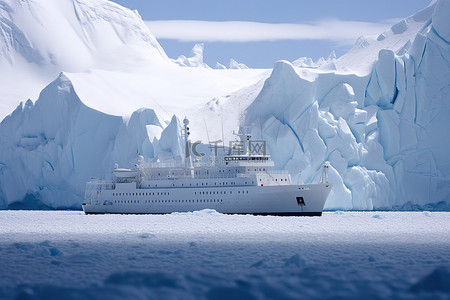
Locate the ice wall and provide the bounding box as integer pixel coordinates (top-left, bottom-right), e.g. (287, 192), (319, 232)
(246, 0), (450, 210)
(0, 74), (180, 209)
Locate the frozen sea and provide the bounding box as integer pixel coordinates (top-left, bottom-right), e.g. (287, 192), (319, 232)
(0, 211), (449, 300)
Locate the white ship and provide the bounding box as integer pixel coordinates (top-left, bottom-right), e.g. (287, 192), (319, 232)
(82, 117), (332, 216)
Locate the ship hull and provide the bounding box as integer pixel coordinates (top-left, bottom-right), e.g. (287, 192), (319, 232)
(82, 183), (332, 216)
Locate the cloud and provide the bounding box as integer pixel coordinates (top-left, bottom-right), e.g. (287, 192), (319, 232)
(144, 19), (396, 45)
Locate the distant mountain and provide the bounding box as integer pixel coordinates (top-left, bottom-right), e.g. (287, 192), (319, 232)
(0, 0), (171, 120)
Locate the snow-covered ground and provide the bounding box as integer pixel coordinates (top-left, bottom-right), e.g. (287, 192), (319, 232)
(0, 211), (448, 299)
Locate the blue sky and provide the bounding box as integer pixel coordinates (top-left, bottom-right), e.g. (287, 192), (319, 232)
(111, 0), (431, 68)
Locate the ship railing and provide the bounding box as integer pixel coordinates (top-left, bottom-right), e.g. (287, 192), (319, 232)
(194, 174), (238, 179)
(86, 179), (115, 191)
(142, 174), (239, 180)
(266, 170), (289, 175)
(140, 161), (181, 169)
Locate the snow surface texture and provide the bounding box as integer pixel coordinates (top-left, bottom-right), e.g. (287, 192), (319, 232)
(0, 0), (449, 210)
(0, 211), (449, 299)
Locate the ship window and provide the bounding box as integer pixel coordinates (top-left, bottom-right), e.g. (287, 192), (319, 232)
(238, 191), (240, 194)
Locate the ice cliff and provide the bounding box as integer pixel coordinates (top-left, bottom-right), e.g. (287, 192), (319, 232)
(0, 0), (449, 210)
(246, 1), (450, 209)
(0, 73), (183, 208)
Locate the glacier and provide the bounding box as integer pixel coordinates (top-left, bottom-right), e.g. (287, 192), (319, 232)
(0, 0), (449, 210)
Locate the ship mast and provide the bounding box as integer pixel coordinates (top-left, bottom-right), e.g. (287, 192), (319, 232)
(183, 117), (194, 177)
(231, 113), (252, 156)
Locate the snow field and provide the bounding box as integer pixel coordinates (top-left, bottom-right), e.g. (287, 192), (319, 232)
(0, 211), (449, 299)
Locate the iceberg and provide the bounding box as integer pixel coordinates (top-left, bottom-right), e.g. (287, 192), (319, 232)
(0, 0), (449, 210)
(173, 43), (211, 68)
